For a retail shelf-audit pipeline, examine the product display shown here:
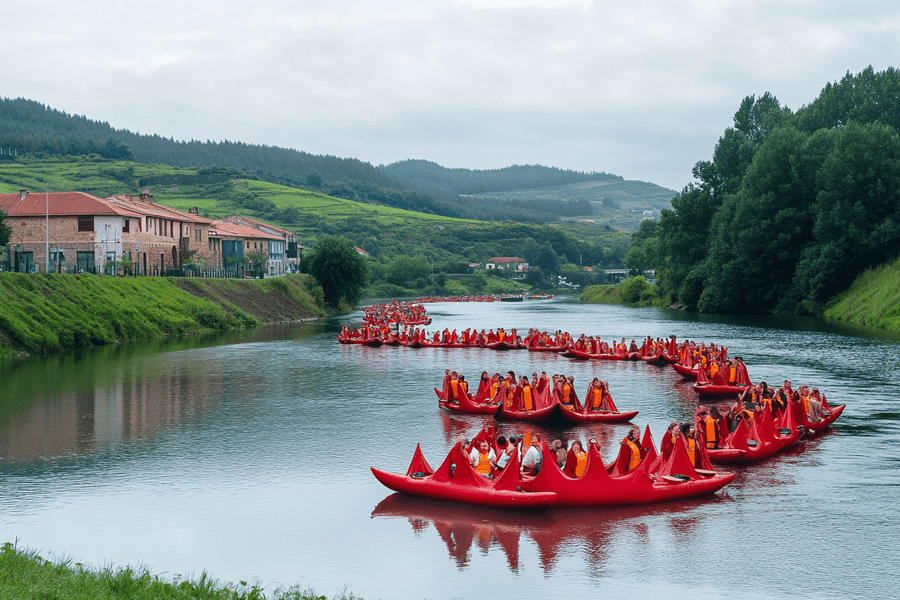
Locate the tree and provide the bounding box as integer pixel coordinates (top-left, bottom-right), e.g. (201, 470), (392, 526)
(625, 219), (658, 275)
(385, 254), (430, 288)
(307, 236), (368, 308)
(0, 209), (10, 248)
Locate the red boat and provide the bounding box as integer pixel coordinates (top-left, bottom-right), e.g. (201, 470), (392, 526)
(791, 397), (846, 435)
(693, 382), (751, 399)
(337, 333), (387, 346)
(493, 398), (560, 425)
(371, 443), (558, 509)
(704, 403), (802, 464)
(556, 383), (638, 424)
(517, 435), (735, 507)
(672, 363), (701, 380)
(434, 387), (500, 415)
(484, 340), (525, 351)
(557, 402), (638, 424)
(527, 343), (567, 353)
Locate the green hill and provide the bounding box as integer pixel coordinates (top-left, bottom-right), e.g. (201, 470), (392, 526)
(0, 97), (672, 225)
(0, 156), (630, 283)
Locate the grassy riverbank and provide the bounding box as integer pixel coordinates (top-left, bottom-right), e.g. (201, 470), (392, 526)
(823, 257), (900, 330)
(0, 542), (358, 600)
(0, 273), (325, 357)
(580, 276), (668, 307)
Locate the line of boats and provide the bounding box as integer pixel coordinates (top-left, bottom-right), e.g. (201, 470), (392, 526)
(353, 304), (844, 510)
(435, 372), (639, 425)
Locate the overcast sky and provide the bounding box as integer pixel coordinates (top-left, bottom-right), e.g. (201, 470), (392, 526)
(6, 0), (898, 191)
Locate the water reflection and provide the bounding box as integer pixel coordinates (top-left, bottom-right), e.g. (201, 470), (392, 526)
(372, 493), (713, 575)
(0, 323), (322, 465)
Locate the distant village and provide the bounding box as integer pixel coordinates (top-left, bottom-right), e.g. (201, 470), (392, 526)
(0, 189), (301, 277)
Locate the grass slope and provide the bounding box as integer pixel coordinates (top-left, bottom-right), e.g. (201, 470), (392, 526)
(0, 542), (358, 600)
(823, 257), (900, 330)
(0, 273), (324, 356)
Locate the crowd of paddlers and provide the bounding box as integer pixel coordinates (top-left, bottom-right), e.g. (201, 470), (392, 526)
(357, 302), (844, 508)
(416, 293), (531, 303)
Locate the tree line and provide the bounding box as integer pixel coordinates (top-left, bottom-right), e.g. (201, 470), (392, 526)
(627, 66), (900, 315)
(0, 98), (610, 224)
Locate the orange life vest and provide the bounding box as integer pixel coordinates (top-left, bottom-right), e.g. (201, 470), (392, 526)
(704, 415), (718, 448)
(575, 450), (587, 477)
(523, 386), (534, 411)
(687, 438), (696, 465)
(475, 451), (492, 475)
(625, 440), (641, 471)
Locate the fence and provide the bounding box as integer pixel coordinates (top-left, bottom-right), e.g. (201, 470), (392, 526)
(0, 261), (269, 279)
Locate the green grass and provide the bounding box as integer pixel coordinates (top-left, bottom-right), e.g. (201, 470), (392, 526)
(823, 257), (900, 330)
(0, 273), (324, 357)
(580, 276), (667, 307)
(0, 542), (359, 600)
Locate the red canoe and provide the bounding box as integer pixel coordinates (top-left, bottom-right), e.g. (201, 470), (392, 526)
(693, 382), (751, 398)
(792, 399), (846, 435)
(435, 387), (501, 415)
(705, 403), (802, 464)
(493, 399), (560, 425)
(371, 443), (557, 509)
(557, 402), (639, 424)
(518, 437), (735, 507)
(672, 363), (701, 380)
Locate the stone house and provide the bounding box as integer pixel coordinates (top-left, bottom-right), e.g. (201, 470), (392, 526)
(0, 189), (214, 274)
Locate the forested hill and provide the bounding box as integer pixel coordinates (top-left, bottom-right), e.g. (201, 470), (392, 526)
(632, 65), (900, 316)
(379, 159), (620, 195)
(0, 97), (671, 225)
(0, 97), (457, 214)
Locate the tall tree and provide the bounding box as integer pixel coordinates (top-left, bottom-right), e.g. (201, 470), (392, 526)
(307, 236), (369, 308)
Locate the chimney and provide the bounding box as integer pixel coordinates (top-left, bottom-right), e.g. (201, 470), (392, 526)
(19, 188), (27, 200)
(189, 207), (199, 214)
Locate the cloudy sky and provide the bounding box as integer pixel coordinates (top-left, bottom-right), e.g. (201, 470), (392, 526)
(6, 0), (898, 191)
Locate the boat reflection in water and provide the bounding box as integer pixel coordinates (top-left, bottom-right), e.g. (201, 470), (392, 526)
(371, 493), (721, 574)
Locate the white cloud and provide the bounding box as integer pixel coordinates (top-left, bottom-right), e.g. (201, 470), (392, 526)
(5, 0), (900, 190)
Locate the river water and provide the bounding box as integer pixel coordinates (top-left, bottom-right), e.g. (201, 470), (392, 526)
(0, 298), (897, 599)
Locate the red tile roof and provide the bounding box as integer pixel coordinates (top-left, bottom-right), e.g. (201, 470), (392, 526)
(0, 191), (141, 218)
(210, 221), (284, 240)
(107, 195), (213, 224)
(221, 215), (295, 237)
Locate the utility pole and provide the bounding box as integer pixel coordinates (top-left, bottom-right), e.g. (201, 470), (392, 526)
(45, 186), (50, 274)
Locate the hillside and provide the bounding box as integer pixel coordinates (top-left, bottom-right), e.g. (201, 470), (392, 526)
(0, 156), (630, 274)
(0, 273), (325, 357)
(822, 257), (900, 330)
(0, 97), (672, 226)
(467, 178), (677, 232)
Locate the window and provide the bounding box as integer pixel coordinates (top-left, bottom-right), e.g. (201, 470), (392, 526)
(123, 220), (130, 233)
(195, 229), (201, 242)
(77, 216), (94, 232)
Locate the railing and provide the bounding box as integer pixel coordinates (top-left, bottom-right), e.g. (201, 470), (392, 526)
(0, 261), (279, 279)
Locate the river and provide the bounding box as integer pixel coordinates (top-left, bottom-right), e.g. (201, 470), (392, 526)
(0, 297), (897, 599)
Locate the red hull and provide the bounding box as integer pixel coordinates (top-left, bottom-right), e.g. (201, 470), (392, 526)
(527, 344), (567, 352)
(557, 403), (639, 424)
(693, 383), (750, 398)
(705, 405), (802, 464)
(794, 402), (845, 435)
(672, 363), (700, 380)
(493, 401), (560, 425)
(435, 387), (500, 415)
(371, 443), (557, 509)
(519, 440), (734, 507)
